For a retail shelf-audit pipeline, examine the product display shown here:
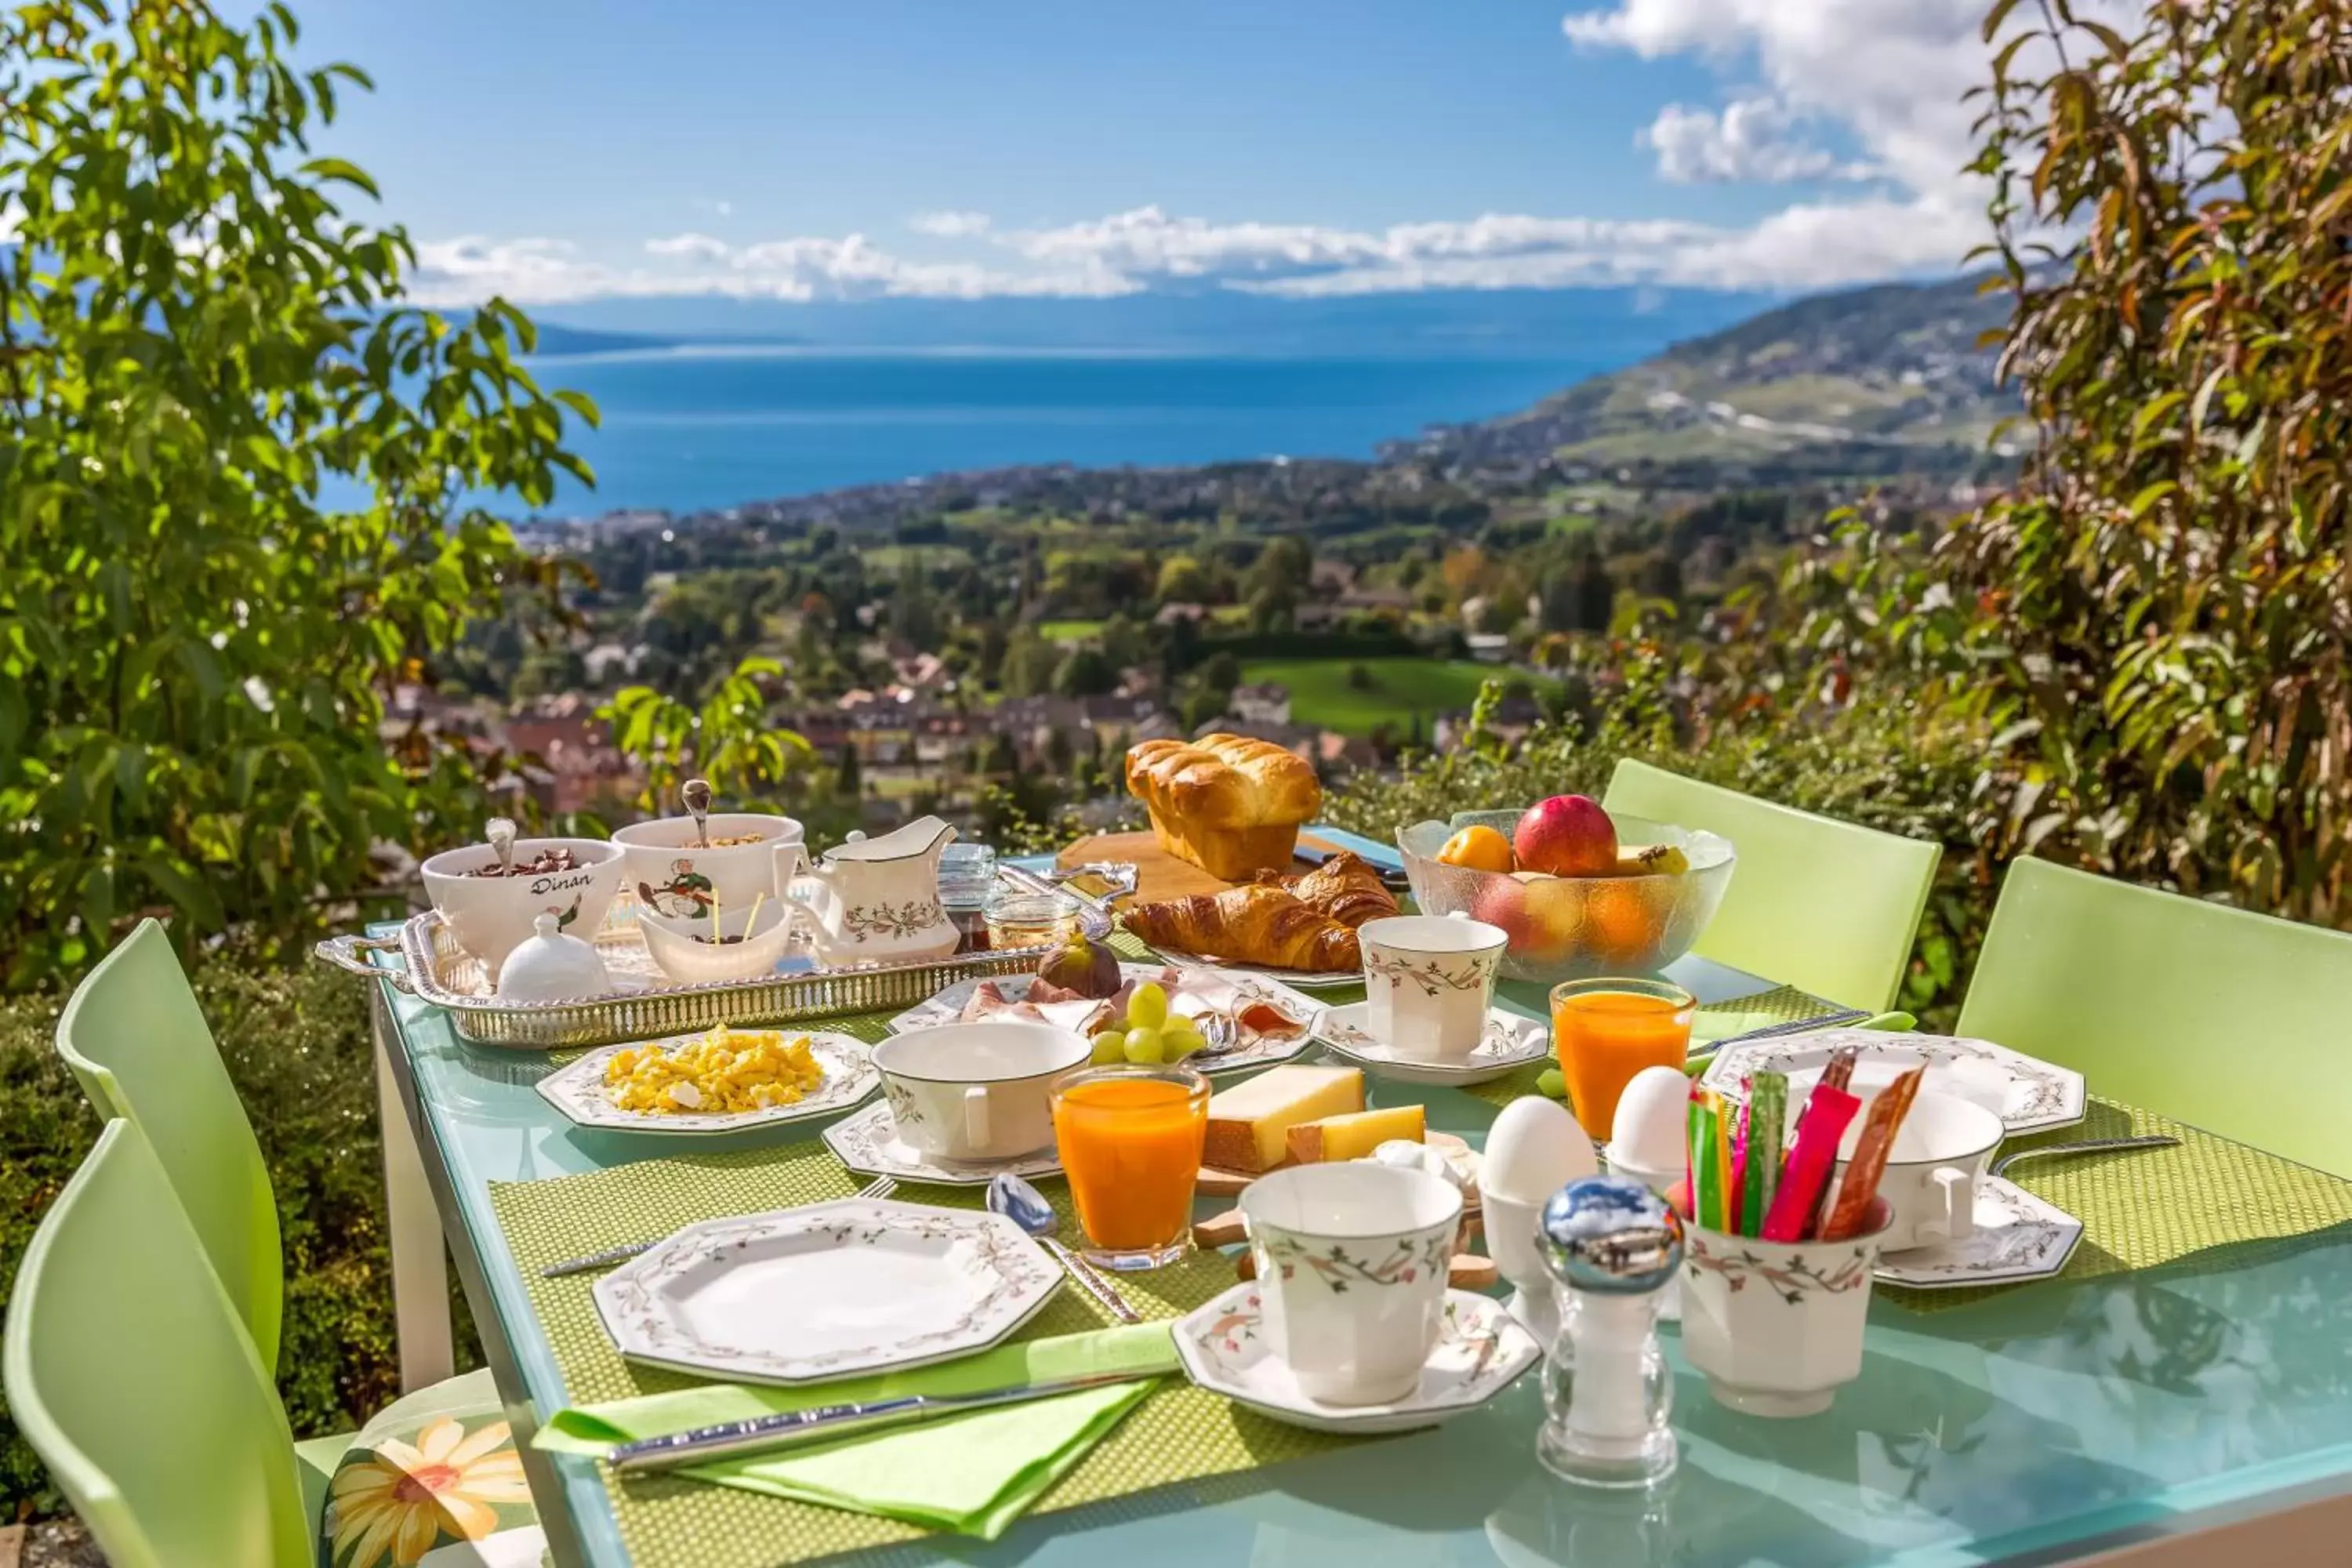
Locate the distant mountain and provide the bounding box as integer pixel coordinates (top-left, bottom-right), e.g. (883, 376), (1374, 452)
(525, 286), (1773, 360)
(525, 323), (683, 356)
(1415, 274), (2016, 479)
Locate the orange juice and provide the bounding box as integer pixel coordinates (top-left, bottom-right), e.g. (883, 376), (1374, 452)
(1550, 979), (1696, 1142)
(1051, 1065), (1210, 1269)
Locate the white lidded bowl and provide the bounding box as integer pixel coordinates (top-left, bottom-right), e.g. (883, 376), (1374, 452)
(420, 836), (626, 980)
(637, 899), (798, 985)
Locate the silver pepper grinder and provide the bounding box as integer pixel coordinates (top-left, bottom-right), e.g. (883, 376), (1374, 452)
(1536, 1174), (1683, 1490)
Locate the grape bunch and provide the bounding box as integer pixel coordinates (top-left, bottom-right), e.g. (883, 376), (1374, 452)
(1086, 982), (1205, 1065)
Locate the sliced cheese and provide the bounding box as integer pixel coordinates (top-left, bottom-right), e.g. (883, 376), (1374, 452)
(1203, 1065), (1364, 1172)
(1287, 1104), (1427, 1165)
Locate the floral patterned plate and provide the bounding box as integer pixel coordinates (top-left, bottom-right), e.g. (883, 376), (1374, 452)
(820, 1098), (1064, 1187)
(1313, 1002), (1550, 1086)
(1872, 1177), (2084, 1289)
(1172, 1283), (1541, 1434)
(1698, 1030), (2088, 1136)
(535, 1031), (877, 1134)
(593, 1198), (1062, 1384)
(889, 964), (1325, 1076)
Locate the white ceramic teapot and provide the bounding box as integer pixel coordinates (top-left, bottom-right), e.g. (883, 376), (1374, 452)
(784, 815), (961, 965)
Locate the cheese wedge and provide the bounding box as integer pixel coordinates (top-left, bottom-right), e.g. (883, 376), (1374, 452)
(1203, 1065), (1364, 1172)
(1287, 1104), (1427, 1164)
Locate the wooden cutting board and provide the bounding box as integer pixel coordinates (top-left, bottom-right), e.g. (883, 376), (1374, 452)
(1057, 829), (1351, 906)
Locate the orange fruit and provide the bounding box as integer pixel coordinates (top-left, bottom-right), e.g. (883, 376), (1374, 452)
(1584, 880), (1661, 967)
(1437, 824), (1515, 874)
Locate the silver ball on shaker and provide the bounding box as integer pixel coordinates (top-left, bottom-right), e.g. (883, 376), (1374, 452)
(1539, 1174), (1683, 1296)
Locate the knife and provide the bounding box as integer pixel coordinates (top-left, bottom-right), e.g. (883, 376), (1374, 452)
(604, 1367), (1157, 1473)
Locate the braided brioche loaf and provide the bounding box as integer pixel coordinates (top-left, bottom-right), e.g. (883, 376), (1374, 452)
(1124, 733), (1323, 883)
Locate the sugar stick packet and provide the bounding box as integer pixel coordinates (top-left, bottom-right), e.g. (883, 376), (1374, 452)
(1824, 1063), (1926, 1241)
(1762, 1080), (1860, 1243)
(1741, 1070), (1787, 1238)
(1689, 1087), (1727, 1231)
(1686, 1087), (1708, 1223)
(1721, 1094), (1743, 1236)
(1727, 1095), (1750, 1240)
(1817, 1044), (1860, 1096)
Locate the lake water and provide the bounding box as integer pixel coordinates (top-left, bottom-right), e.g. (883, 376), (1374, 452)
(521, 347), (1638, 516)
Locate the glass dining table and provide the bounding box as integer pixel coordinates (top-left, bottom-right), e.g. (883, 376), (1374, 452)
(363, 845), (2352, 1567)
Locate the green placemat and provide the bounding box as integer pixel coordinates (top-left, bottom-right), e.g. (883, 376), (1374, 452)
(1881, 1097), (2352, 1312)
(489, 1141), (1349, 1568)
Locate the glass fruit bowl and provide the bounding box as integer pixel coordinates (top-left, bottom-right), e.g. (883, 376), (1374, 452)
(1396, 811), (1735, 985)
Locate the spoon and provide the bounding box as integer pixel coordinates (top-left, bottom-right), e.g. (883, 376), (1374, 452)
(681, 778), (713, 849)
(985, 1173), (1142, 1324)
(486, 816), (517, 876)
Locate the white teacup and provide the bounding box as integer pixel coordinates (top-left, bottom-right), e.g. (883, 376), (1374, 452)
(1358, 914), (1508, 1061)
(613, 813), (806, 922)
(1240, 1163), (1464, 1405)
(1829, 1089), (2004, 1253)
(871, 1022), (1090, 1162)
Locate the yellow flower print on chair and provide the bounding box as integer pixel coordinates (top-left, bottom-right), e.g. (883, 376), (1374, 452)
(323, 1414), (536, 1568)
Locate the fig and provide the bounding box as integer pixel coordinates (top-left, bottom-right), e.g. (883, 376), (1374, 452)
(1036, 932), (1123, 999)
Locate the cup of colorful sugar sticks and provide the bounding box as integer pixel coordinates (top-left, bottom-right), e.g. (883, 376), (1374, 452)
(1667, 1047), (1922, 1417)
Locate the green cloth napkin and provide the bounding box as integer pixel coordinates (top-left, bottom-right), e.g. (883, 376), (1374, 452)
(535, 1323), (1177, 1541)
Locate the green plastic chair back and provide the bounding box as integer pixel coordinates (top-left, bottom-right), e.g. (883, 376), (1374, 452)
(53, 918), (282, 1369)
(3, 1120), (312, 1568)
(1603, 760), (1942, 1011)
(1958, 858), (2352, 1177)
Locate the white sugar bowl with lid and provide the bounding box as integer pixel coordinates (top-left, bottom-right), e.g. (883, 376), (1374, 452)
(494, 913), (612, 1002)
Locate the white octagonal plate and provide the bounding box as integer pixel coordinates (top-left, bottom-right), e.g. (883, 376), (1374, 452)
(593, 1198), (1062, 1384)
(1174, 1283), (1539, 1434)
(1873, 1176), (2084, 1289)
(1315, 1003), (1550, 1087)
(536, 1031), (877, 1134)
(821, 1099), (1063, 1187)
(890, 964), (1323, 1076)
(1700, 1030), (2087, 1136)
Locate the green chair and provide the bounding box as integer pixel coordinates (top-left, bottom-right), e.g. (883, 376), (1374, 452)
(54, 919), (283, 1366)
(5, 1119), (539, 1568)
(1604, 760), (1943, 1012)
(1958, 858), (2352, 1178)
(51, 921), (540, 1563)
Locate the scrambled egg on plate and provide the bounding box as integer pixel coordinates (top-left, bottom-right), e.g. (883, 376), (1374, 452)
(604, 1027), (826, 1115)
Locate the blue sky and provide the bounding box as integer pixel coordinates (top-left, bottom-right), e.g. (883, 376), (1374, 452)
(289, 0), (2002, 307)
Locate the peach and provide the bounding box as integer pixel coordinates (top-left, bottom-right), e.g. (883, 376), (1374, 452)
(1474, 870), (1581, 964)
(1513, 795), (1619, 877)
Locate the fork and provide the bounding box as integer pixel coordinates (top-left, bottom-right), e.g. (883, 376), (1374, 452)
(539, 1174), (898, 1278)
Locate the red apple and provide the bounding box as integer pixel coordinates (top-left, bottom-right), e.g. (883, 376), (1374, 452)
(1513, 794), (1619, 877)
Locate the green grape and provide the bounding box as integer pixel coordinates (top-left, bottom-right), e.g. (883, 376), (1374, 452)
(1536, 1067), (1567, 1100)
(1163, 1029), (1201, 1060)
(1163, 1011), (1202, 1038)
(1123, 1026), (1164, 1065)
(1127, 982), (1169, 1031)
(1090, 1029), (1127, 1065)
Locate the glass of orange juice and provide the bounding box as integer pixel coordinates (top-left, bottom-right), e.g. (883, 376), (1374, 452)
(1549, 978), (1697, 1142)
(1050, 1062), (1210, 1270)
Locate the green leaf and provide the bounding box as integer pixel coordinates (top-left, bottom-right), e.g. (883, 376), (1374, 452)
(299, 158), (380, 200)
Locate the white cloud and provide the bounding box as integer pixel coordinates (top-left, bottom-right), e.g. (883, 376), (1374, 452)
(1640, 97), (1864, 183)
(714, 200), (734, 217)
(909, 209), (992, 238)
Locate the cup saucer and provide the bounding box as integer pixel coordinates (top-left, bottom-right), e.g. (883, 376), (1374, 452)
(1314, 1003), (1550, 1085)
(1173, 1282), (1540, 1434)
(1871, 1176), (2082, 1288)
(819, 1099), (1063, 1188)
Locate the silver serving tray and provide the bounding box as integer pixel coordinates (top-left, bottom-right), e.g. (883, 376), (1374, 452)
(314, 862), (1131, 1051)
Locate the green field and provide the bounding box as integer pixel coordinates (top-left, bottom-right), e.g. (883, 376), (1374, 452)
(1238, 658), (1559, 738)
(1037, 619), (1105, 644)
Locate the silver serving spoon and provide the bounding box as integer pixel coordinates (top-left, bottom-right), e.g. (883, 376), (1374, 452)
(486, 816), (517, 876)
(1992, 1134), (2180, 1178)
(680, 778), (713, 849)
(986, 1172), (1142, 1324)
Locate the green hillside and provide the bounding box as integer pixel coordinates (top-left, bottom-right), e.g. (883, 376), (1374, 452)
(1242, 658), (1559, 738)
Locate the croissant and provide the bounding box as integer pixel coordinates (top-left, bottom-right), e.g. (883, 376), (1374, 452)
(1123, 884), (1359, 972)
(1281, 851), (1398, 929)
